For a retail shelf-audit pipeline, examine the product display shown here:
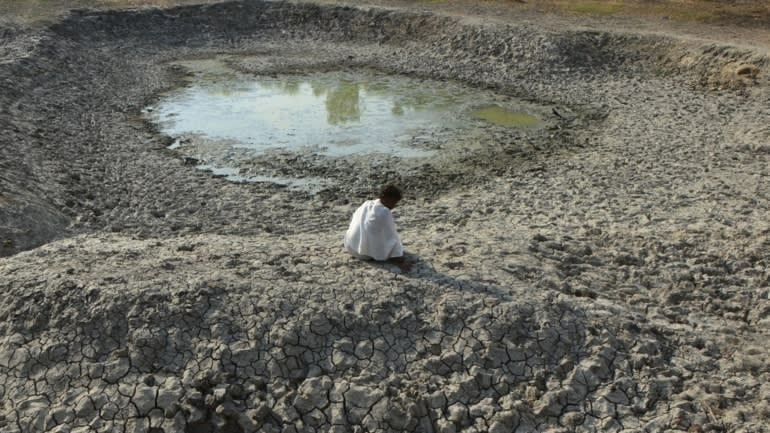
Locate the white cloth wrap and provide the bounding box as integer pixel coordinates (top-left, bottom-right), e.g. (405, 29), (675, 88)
(344, 199), (404, 261)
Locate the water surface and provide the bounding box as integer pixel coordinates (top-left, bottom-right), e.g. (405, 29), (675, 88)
(146, 59), (549, 186)
(151, 67), (473, 158)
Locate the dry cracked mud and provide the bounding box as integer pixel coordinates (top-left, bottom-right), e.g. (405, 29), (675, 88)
(1, 1), (769, 432)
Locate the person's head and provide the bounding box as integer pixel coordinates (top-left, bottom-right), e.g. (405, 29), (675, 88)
(379, 184), (403, 209)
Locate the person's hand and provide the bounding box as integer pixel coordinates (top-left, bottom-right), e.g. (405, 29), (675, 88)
(397, 260), (412, 273)
(388, 256), (412, 273)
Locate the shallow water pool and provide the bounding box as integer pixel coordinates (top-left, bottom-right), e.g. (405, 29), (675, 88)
(145, 59), (549, 186)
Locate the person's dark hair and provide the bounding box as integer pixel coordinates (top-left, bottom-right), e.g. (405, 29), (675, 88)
(379, 184), (403, 201)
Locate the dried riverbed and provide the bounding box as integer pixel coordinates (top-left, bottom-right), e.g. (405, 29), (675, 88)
(1, 1), (769, 432)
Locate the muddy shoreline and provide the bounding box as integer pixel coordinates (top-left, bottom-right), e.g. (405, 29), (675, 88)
(1, 1), (769, 432)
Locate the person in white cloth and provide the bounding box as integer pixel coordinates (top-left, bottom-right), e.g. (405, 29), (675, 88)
(344, 185), (411, 272)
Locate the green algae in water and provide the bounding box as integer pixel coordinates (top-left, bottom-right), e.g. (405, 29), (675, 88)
(471, 106), (543, 128)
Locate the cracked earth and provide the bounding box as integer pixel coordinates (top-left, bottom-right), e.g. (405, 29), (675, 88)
(1, 1), (769, 432)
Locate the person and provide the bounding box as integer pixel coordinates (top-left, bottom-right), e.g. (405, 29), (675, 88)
(344, 185), (411, 272)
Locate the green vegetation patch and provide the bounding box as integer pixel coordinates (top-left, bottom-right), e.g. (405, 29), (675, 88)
(471, 106), (543, 128)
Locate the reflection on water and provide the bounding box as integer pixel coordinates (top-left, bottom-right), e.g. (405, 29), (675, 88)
(261, 78), (362, 125)
(149, 66), (473, 158)
(324, 80), (361, 125)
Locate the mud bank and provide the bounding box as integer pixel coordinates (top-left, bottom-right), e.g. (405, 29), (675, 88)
(1, 1), (769, 432)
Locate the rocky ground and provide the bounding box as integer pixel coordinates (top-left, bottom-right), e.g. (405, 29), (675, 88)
(1, 1), (769, 432)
